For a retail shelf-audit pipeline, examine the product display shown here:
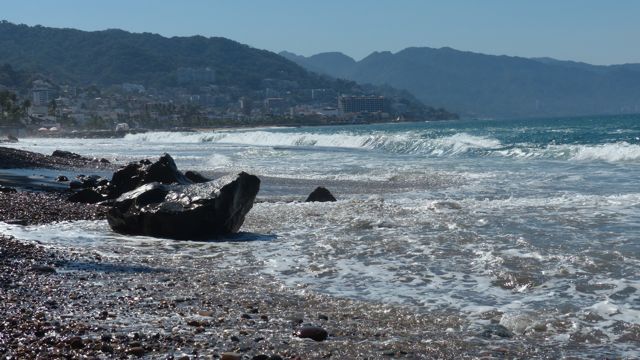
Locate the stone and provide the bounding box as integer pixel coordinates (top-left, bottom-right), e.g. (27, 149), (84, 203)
(305, 186), (336, 202)
(481, 324), (514, 338)
(69, 180), (84, 190)
(294, 326), (328, 341)
(68, 336), (84, 349)
(127, 346), (146, 357)
(30, 265), (56, 273)
(55, 175), (69, 182)
(51, 150), (87, 161)
(221, 353), (242, 360)
(67, 189), (104, 204)
(185, 170), (211, 183)
(106, 172), (260, 240)
(0, 185), (17, 193)
(107, 153), (194, 198)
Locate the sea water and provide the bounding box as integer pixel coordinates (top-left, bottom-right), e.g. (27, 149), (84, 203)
(2, 115), (640, 356)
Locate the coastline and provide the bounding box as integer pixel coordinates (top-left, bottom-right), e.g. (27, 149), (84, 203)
(0, 146), (574, 358)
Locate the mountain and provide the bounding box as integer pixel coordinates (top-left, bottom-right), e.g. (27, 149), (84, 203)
(283, 48), (640, 118)
(0, 21), (333, 89)
(280, 51), (356, 79)
(0, 22), (458, 121)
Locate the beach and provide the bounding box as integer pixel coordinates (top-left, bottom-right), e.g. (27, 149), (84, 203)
(2, 115), (639, 359)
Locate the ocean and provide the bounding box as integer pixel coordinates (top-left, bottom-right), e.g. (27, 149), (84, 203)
(2, 114), (640, 356)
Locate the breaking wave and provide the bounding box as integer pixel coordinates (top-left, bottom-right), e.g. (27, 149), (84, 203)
(124, 130), (640, 162)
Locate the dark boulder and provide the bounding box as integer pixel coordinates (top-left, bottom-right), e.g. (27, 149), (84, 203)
(107, 172), (260, 240)
(305, 187), (336, 202)
(185, 170), (211, 183)
(68, 189), (105, 204)
(55, 175), (69, 182)
(107, 153), (193, 198)
(51, 150), (88, 161)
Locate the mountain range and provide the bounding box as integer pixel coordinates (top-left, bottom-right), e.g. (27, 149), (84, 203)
(281, 48), (640, 118)
(0, 21), (455, 120)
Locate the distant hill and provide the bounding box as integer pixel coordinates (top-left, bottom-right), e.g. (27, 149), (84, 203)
(281, 48), (640, 118)
(0, 21), (458, 121)
(0, 21), (338, 89)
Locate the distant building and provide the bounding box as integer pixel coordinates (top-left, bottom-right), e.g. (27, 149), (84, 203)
(177, 67), (216, 85)
(338, 95), (385, 114)
(31, 80), (52, 107)
(264, 97), (288, 115)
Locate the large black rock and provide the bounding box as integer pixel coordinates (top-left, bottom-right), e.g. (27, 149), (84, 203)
(107, 172), (260, 240)
(107, 153), (193, 198)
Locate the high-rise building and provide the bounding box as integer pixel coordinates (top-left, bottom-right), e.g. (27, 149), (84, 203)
(338, 95), (385, 113)
(31, 80), (52, 107)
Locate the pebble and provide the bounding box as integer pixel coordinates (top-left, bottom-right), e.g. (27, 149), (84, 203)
(127, 346), (146, 357)
(30, 265), (56, 274)
(481, 324), (514, 338)
(221, 352), (242, 360)
(68, 336), (84, 349)
(294, 326), (328, 342)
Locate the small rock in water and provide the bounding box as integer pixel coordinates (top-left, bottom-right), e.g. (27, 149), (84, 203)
(0, 185), (17, 193)
(52, 150), (87, 160)
(56, 175), (69, 182)
(480, 324), (514, 338)
(305, 186), (336, 202)
(294, 326), (328, 341)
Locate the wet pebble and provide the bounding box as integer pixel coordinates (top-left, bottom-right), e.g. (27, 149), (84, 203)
(68, 336), (84, 349)
(481, 324), (514, 338)
(127, 346), (146, 357)
(294, 326), (328, 341)
(221, 352), (242, 360)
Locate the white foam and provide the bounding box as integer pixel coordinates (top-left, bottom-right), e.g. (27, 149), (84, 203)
(124, 130), (503, 156)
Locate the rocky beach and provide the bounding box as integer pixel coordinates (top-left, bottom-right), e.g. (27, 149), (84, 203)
(0, 145), (560, 359)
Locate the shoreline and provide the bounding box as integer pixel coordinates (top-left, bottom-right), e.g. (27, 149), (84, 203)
(0, 146), (594, 358)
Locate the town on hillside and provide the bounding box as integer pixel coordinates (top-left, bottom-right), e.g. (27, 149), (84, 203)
(0, 68), (453, 138)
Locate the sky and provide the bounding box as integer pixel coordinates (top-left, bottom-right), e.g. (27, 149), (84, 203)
(1, 0), (639, 65)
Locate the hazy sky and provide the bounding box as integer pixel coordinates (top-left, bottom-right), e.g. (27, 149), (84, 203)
(2, 0), (639, 65)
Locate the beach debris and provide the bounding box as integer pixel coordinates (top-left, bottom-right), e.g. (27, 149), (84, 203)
(107, 172), (260, 239)
(305, 186), (336, 202)
(294, 326), (329, 341)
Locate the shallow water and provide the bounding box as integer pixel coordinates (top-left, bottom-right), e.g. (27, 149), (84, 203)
(3, 115), (640, 356)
